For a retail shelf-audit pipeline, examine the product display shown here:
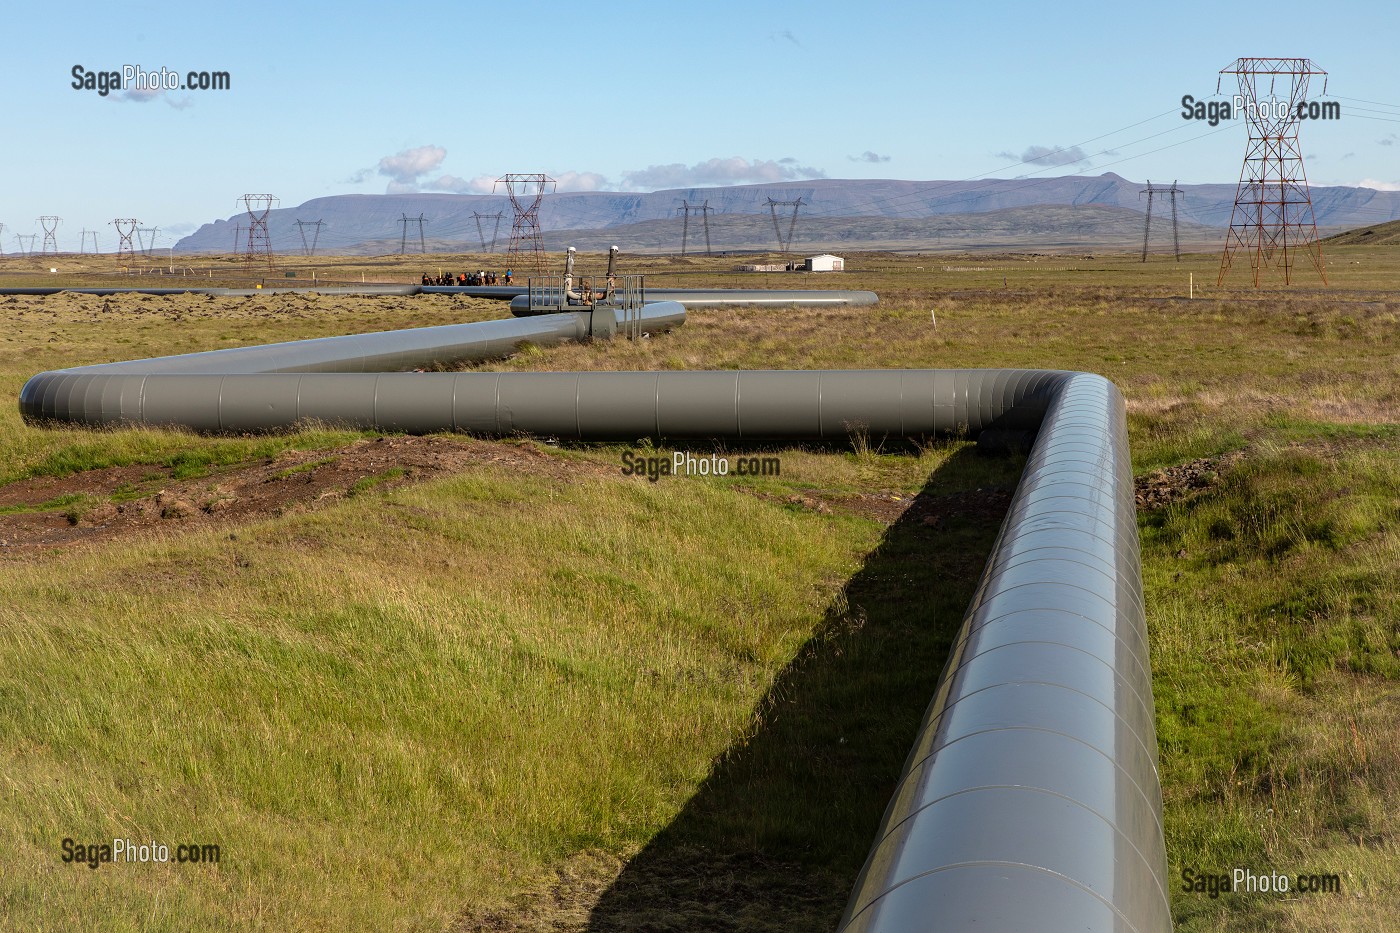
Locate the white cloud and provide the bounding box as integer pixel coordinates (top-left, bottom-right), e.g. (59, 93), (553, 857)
(849, 151), (891, 163)
(996, 144), (1091, 167)
(420, 174), (477, 194)
(620, 156), (825, 190)
(425, 174), (505, 194)
(553, 171), (610, 192)
(377, 145), (447, 184)
(1356, 178), (1400, 191)
(348, 156), (828, 197)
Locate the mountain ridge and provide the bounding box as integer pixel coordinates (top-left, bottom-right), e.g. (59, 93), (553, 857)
(175, 174), (1400, 255)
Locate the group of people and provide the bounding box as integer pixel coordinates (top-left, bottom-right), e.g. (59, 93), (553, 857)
(421, 269), (511, 287)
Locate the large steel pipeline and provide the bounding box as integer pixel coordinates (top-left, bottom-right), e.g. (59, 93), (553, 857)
(1, 284), (878, 306)
(837, 373), (1170, 933)
(17, 312), (1169, 932)
(0, 285), (422, 297)
(507, 287), (879, 313)
(19, 303), (684, 428)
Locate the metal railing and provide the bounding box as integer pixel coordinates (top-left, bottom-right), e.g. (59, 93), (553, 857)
(525, 274), (647, 338)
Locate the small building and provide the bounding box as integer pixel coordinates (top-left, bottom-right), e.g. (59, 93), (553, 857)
(805, 254), (844, 272)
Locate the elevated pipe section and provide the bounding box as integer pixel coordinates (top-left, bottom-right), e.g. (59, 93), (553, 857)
(509, 287), (879, 314)
(17, 322), (1169, 932)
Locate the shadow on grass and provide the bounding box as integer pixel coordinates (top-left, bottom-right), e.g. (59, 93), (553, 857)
(582, 446), (1019, 933)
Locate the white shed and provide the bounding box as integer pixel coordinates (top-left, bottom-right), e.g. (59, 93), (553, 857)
(805, 254), (844, 272)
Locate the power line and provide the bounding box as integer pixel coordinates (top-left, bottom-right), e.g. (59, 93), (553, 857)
(295, 218), (325, 256)
(1139, 180), (1183, 262)
(1217, 58), (1328, 286)
(678, 199), (713, 256)
(398, 213), (426, 254)
(137, 226), (160, 258)
(802, 109), (1190, 221)
(38, 216), (61, 253)
(471, 210), (504, 252)
(1323, 93), (1400, 110)
(110, 219), (140, 261)
(766, 197), (804, 254)
(495, 174), (555, 276)
(239, 194), (278, 269)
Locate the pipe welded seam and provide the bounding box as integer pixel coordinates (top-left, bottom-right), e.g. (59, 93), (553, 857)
(17, 308), (1169, 933)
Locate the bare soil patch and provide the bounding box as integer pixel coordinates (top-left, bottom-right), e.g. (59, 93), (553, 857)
(1134, 453), (1243, 512)
(0, 436), (612, 555)
(735, 483), (1013, 528)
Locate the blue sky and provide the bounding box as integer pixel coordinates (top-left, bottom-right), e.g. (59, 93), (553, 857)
(3, 0), (1399, 251)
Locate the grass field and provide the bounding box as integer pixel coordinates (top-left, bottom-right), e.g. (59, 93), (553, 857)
(1, 248), (1397, 930)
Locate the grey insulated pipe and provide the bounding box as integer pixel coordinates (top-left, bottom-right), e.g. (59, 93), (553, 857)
(20, 303), (686, 430)
(510, 288), (880, 314)
(836, 373), (1170, 933)
(18, 321), (1170, 932)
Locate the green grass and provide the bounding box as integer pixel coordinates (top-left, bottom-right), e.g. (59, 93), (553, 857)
(0, 450), (901, 930)
(345, 466), (406, 497)
(269, 457), (337, 481)
(1142, 441), (1400, 930)
(1, 250), (1398, 929)
(0, 290), (507, 484)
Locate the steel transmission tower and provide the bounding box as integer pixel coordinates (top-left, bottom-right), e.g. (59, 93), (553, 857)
(472, 210), (504, 253)
(1139, 180), (1183, 262)
(239, 194), (278, 269)
(16, 234), (37, 257)
(1217, 58), (1328, 286)
(137, 226), (160, 258)
(295, 219), (325, 256)
(678, 199), (713, 256)
(0, 223), (6, 256)
(80, 229), (99, 253)
(495, 174), (555, 276)
(111, 219), (140, 261)
(38, 216), (61, 253)
(766, 197), (805, 254)
(398, 214), (427, 254)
